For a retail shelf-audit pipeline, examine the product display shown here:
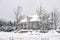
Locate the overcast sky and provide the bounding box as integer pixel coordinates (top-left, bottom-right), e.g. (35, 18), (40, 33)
(0, 0), (60, 21)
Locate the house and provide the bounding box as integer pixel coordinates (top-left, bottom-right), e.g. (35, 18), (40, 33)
(19, 13), (58, 30)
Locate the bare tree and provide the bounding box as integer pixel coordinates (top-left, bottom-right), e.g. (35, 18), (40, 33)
(42, 13), (50, 30)
(36, 5), (50, 30)
(36, 5), (43, 30)
(13, 6), (24, 30)
(51, 9), (60, 30)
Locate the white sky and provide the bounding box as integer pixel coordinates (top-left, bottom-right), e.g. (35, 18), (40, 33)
(0, 0), (60, 21)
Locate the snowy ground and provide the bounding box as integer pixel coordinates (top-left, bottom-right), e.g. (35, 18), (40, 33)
(0, 30), (60, 40)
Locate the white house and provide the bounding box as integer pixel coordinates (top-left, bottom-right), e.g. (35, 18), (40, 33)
(19, 13), (59, 30)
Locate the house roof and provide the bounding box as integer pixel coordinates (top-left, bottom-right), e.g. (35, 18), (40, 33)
(20, 14), (50, 22)
(30, 15), (41, 21)
(20, 18), (27, 22)
(20, 15), (41, 22)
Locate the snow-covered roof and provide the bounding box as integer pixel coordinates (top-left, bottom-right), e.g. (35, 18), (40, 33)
(20, 14), (50, 22)
(30, 15), (41, 21)
(20, 15), (41, 22)
(48, 16), (52, 20)
(20, 18), (27, 22)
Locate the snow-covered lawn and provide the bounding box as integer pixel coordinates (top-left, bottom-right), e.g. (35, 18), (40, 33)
(0, 30), (60, 40)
